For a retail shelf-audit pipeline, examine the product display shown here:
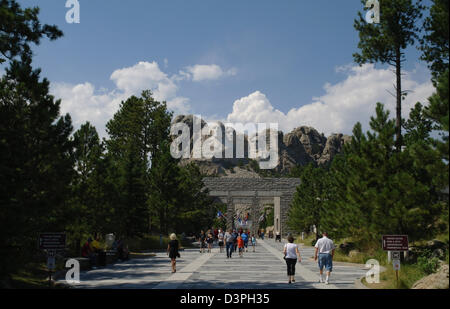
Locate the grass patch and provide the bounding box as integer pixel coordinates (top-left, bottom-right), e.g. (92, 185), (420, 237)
(330, 236), (448, 289)
(363, 263), (428, 289)
(6, 261), (69, 289)
(295, 233), (316, 247)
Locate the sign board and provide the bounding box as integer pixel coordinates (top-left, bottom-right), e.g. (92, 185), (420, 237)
(47, 256), (56, 270)
(393, 259), (400, 271)
(39, 233), (66, 250)
(382, 235), (408, 251)
(392, 251), (401, 260)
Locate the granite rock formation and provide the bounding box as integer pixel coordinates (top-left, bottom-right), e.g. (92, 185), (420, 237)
(172, 115), (351, 176)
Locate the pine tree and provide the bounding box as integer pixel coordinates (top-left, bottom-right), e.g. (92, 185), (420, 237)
(0, 0), (62, 64)
(287, 164), (329, 240)
(354, 0), (424, 150)
(327, 103), (446, 244)
(419, 0), (449, 81)
(67, 122), (103, 254)
(105, 94), (159, 237)
(0, 55), (74, 276)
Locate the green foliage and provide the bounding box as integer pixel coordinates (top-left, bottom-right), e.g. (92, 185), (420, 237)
(0, 48), (73, 276)
(325, 103), (447, 243)
(249, 159), (260, 173)
(354, 0), (424, 65)
(419, 0), (449, 81)
(354, 0), (425, 150)
(66, 122), (103, 254)
(403, 102), (434, 145)
(105, 93), (160, 237)
(259, 205), (274, 230)
(417, 254), (440, 274)
(287, 163), (329, 239)
(425, 69), (449, 162)
(0, 0), (63, 64)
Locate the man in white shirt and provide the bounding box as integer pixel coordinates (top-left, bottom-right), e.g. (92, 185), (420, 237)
(314, 232), (336, 284)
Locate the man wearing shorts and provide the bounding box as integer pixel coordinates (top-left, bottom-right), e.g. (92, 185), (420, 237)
(314, 232), (336, 285)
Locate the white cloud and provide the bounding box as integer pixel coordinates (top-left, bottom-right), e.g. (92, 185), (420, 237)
(52, 61), (191, 138)
(110, 61), (179, 100)
(179, 64), (237, 82)
(52, 82), (128, 137)
(227, 64), (435, 136)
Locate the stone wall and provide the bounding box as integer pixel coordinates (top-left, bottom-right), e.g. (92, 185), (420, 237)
(203, 177), (301, 236)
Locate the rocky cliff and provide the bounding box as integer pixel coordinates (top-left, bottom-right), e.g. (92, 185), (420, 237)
(172, 115), (351, 176)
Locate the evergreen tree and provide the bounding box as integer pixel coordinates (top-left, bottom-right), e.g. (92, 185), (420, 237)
(419, 0), (449, 81)
(0, 55), (74, 277)
(175, 163), (212, 234)
(0, 0), (62, 64)
(327, 103), (446, 244)
(148, 140), (182, 234)
(67, 122), (103, 254)
(105, 93), (166, 237)
(354, 0), (424, 150)
(287, 164), (329, 240)
(425, 69), (449, 162)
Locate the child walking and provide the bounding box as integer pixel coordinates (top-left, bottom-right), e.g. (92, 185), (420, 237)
(237, 235), (245, 258)
(251, 234), (256, 252)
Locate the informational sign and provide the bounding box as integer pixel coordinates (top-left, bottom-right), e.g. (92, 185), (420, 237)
(39, 233), (66, 250)
(392, 251), (401, 260)
(382, 235), (408, 251)
(393, 259), (401, 271)
(47, 256), (56, 270)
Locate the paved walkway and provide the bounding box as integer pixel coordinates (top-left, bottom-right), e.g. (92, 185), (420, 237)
(61, 239), (367, 289)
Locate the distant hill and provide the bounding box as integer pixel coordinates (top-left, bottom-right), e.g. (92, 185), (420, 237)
(172, 115), (351, 176)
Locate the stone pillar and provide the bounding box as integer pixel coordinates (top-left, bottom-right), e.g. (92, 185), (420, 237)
(279, 196), (287, 237)
(274, 196), (281, 235)
(251, 194), (258, 236)
(226, 194), (234, 231)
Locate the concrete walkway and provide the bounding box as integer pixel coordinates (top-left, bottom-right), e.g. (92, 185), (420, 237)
(60, 239), (367, 289)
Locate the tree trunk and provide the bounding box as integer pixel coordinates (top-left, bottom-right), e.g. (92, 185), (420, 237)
(75, 236), (81, 256)
(395, 47), (403, 151)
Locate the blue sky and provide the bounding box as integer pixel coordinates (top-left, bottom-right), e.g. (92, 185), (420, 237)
(14, 0), (434, 136)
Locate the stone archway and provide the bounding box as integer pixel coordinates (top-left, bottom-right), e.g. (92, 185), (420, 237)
(203, 177), (301, 236)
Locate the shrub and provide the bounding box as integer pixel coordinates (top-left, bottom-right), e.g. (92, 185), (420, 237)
(417, 255), (440, 274)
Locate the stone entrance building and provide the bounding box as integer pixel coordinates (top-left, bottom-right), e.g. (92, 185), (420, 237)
(203, 177), (301, 236)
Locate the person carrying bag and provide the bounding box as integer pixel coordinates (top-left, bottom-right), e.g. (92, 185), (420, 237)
(283, 235), (302, 284)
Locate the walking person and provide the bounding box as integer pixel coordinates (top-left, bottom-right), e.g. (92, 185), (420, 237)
(283, 235), (302, 284)
(225, 229), (234, 258)
(207, 232), (214, 253)
(314, 232), (336, 284)
(275, 231), (281, 242)
(241, 230), (249, 252)
(167, 233), (180, 273)
(237, 235), (245, 258)
(251, 234), (256, 252)
(199, 230), (206, 253)
(232, 229), (238, 253)
(218, 229), (225, 253)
